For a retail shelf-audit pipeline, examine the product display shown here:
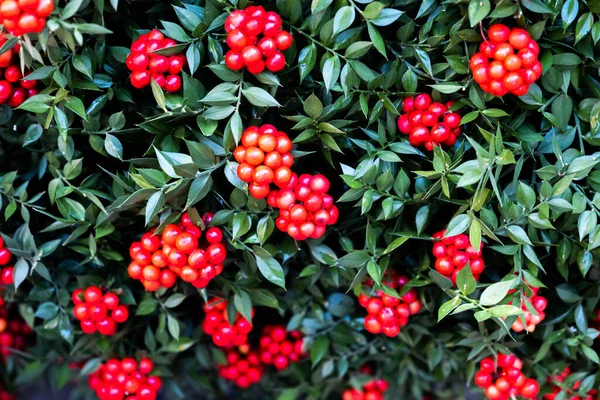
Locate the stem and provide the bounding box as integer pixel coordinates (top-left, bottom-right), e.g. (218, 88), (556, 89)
(290, 26), (348, 61)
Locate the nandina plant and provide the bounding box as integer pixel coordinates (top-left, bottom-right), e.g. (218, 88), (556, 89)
(0, 0), (599, 399)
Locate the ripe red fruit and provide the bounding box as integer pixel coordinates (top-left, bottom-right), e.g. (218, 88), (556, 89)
(246, 59), (265, 74)
(130, 70), (151, 88)
(227, 29), (249, 51)
(164, 74), (181, 92)
(258, 37), (277, 57)
(275, 31), (293, 50)
(148, 55), (169, 74)
(0, 248), (11, 265)
(225, 51), (244, 70)
(96, 317), (117, 336)
(266, 52), (286, 72)
(84, 286), (102, 303)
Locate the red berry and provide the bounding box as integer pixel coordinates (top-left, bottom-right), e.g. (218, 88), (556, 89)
(275, 31), (292, 51)
(225, 51), (244, 70)
(164, 74), (181, 92)
(130, 70), (151, 88)
(266, 52), (286, 72)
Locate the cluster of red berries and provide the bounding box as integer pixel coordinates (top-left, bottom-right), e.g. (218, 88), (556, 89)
(269, 173), (338, 240)
(358, 272), (421, 337)
(0, 37), (38, 107)
(0, 237), (14, 287)
(507, 287), (547, 333)
(258, 325), (305, 371)
(128, 212), (226, 292)
(88, 357), (161, 400)
(543, 367), (598, 400)
(218, 347), (264, 388)
(397, 94), (461, 150)
(224, 6), (293, 74)
(470, 24), (542, 97)
(0, 0), (53, 36)
(72, 287), (129, 336)
(202, 297), (253, 348)
(235, 125), (295, 197)
(432, 230), (485, 285)
(235, 124), (339, 240)
(0, 305), (32, 358)
(126, 29), (185, 92)
(474, 354), (540, 399)
(342, 379), (389, 400)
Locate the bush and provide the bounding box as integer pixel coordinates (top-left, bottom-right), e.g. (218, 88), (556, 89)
(0, 0), (599, 399)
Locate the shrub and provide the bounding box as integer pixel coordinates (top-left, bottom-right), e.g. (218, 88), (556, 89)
(0, 0), (598, 399)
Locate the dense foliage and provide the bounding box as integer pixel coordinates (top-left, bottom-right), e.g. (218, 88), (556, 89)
(0, 0), (599, 398)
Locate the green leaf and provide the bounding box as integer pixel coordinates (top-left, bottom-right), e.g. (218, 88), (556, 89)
(298, 44), (317, 82)
(23, 124), (43, 147)
(333, 6), (355, 35)
(444, 214), (471, 237)
(479, 278), (515, 306)
(151, 78), (167, 111)
(310, 336), (329, 366)
(253, 246), (286, 289)
(323, 54), (341, 91)
(136, 299), (158, 315)
(145, 191), (164, 226)
(164, 293), (186, 308)
(562, 0), (579, 26)
(575, 12), (594, 43)
(242, 87), (281, 107)
(468, 0), (490, 27)
(506, 225), (532, 245)
(429, 83), (463, 94)
(456, 265), (477, 295)
(303, 93), (323, 119)
(104, 134), (123, 160)
(186, 175), (212, 209)
(161, 20), (192, 42)
(13, 258), (29, 289)
(521, 0), (554, 13)
(167, 314), (180, 340)
(438, 296), (461, 321)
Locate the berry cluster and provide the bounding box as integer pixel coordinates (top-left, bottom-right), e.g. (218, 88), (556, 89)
(126, 29), (185, 92)
(218, 347), (264, 388)
(0, 0), (53, 36)
(470, 24), (542, 97)
(72, 287), (129, 336)
(432, 230), (485, 285)
(474, 354), (540, 399)
(258, 325), (305, 371)
(88, 357), (161, 400)
(235, 124), (295, 197)
(507, 287), (547, 333)
(397, 94), (461, 150)
(544, 367), (598, 400)
(128, 212), (226, 292)
(0, 37), (38, 108)
(358, 273), (421, 337)
(235, 124), (339, 240)
(202, 297), (253, 348)
(269, 173), (338, 241)
(0, 237), (14, 286)
(342, 379), (389, 400)
(224, 6), (293, 74)
(0, 305), (32, 358)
